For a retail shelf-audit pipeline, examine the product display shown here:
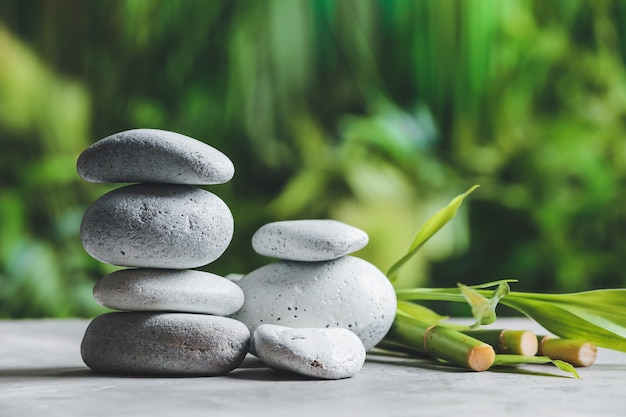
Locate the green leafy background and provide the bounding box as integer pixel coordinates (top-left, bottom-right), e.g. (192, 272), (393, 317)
(1, 0), (626, 318)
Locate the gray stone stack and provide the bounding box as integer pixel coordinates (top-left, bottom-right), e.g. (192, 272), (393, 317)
(231, 219), (397, 379)
(76, 129), (249, 376)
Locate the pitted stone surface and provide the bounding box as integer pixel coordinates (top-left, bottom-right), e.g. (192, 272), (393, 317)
(80, 312), (250, 376)
(80, 184), (233, 268)
(253, 324), (366, 379)
(230, 256), (397, 351)
(77, 128), (234, 185)
(251, 219), (369, 261)
(93, 269), (244, 316)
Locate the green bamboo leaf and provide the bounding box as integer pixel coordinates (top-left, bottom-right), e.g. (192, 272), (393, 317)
(552, 359), (581, 379)
(395, 279), (516, 302)
(395, 284), (626, 352)
(493, 355), (580, 379)
(396, 300), (448, 324)
(458, 281), (510, 328)
(396, 287), (467, 302)
(387, 185), (479, 283)
(466, 279), (519, 289)
(498, 291), (626, 352)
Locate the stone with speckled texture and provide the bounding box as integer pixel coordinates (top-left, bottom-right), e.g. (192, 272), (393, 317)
(230, 256), (396, 351)
(93, 269), (244, 316)
(80, 184), (233, 269)
(76, 129), (234, 185)
(253, 324), (366, 379)
(80, 312), (250, 376)
(251, 219), (368, 261)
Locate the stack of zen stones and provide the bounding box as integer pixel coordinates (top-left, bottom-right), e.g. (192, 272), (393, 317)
(231, 219), (397, 379)
(76, 129), (250, 376)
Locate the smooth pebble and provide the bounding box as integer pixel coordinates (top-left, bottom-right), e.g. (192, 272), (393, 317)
(230, 256), (397, 351)
(93, 269), (244, 316)
(80, 312), (250, 376)
(252, 219), (368, 261)
(80, 184), (233, 269)
(253, 324), (366, 379)
(77, 128), (234, 185)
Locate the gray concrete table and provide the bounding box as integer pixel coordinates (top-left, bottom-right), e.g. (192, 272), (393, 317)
(1, 318), (625, 417)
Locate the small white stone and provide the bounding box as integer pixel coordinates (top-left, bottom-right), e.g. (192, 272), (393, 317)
(251, 219), (369, 261)
(80, 184), (233, 269)
(230, 256), (397, 351)
(77, 128), (234, 185)
(93, 269), (244, 316)
(253, 324), (366, 379)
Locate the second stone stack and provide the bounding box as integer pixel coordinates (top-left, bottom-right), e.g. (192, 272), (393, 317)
(77, 128), (249, 376)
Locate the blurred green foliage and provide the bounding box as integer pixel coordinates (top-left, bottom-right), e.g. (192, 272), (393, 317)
(1, 0), (626, 318)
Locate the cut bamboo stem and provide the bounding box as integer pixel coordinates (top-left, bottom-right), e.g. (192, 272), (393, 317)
(462, 329), (539, 356)
(375, 340), (428, 357)
(538, 336), (597, 367)
(386, 314), (496, 371)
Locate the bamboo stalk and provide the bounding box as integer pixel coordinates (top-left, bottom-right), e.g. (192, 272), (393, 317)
(538, 336), (597, 367)
(462, 329), (538, 356)
(386, 314), (495, 371)
(374, 340), (429, 357)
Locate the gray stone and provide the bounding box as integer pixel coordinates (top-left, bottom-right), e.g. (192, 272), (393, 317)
(93, 269), (244, 316)
(80, 312), (250, 376)
(253, 324), (366, 379)
(230, 256), (397, 351)
(77, 128), (234, 185)
(80, 184), (233, 269)
(252, 219), (369, 261)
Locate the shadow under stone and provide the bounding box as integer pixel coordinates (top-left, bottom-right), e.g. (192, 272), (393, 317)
(0, 366), (94, 378)
(227, 367), (341, 382)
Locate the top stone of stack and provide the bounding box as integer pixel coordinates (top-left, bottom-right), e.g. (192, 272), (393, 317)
(251, 219), (369, 262)
(77, 129), (234, 185)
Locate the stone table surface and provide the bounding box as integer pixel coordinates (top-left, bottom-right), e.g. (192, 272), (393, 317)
(1, 318), (625, 417)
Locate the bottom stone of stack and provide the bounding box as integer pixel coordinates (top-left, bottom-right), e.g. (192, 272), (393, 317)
(81, 312), (250, 376)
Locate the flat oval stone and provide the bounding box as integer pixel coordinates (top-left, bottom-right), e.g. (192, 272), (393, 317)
(230, 256), (397, 351)
(80, 184), (233, 268)
(251, 219), (369, 261)
(253, 324), (365, 379)
(77, 128), (234, 185)
(81, 312), (250, 375)
(93, 269), (244, 316)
